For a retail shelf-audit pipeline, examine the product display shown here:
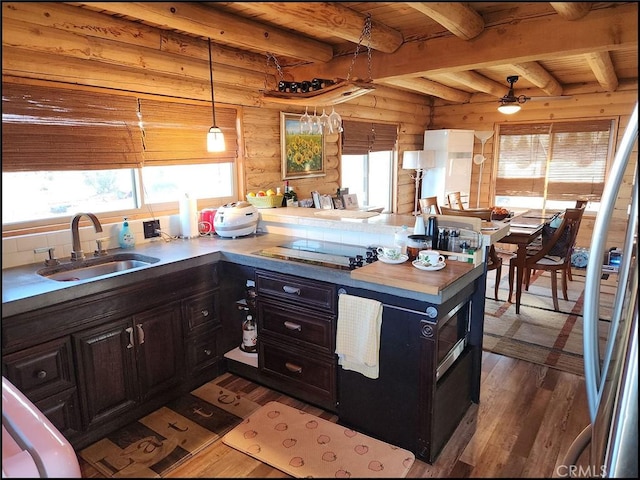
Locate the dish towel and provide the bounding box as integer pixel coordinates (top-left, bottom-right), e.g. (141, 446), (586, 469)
(335, 293), (383, 379)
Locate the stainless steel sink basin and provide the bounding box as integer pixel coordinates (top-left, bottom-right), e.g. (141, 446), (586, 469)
(37, 253), (160, 282)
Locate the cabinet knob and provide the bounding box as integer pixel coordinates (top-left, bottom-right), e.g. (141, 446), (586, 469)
(201, 309), (209, 317)
(36, 370), (47, 379)
(283, 285), (301, 295)
(204, 349), (212, 356)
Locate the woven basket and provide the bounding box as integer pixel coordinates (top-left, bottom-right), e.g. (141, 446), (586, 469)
(246, 194), (284, 208)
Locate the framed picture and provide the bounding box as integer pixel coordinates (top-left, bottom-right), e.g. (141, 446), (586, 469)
(319, 194), (334, 209)
(343, 193), (359, 210)
(281, 112), (325, 180)
(332, 196), (344, 210)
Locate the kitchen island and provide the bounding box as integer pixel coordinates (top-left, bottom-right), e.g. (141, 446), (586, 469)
(2, 209), (508, 462)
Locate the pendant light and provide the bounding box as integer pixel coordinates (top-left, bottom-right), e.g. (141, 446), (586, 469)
(497, 76), (529, 115)
(207, 38), (225, 152)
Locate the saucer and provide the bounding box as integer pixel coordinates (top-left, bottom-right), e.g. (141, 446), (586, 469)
(412, 260), (446, 271)
(377, 254), (409, 264)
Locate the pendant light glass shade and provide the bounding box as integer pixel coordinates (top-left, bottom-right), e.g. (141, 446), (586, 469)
(207, 38), (225, 152)
(497, 103), (521, 114)
(207, 127), (225, 152)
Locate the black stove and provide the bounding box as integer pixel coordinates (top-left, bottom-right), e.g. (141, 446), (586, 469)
(256, 239), (378, 270)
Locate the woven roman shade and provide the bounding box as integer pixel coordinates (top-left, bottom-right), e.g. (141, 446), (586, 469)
(496, 119), (613, 201)
(2, 82), (238, 171)
(2, 82), (144, 171)
(341, 120), (397, 154)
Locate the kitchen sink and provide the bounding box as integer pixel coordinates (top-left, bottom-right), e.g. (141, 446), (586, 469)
(37, 253), (160, 282)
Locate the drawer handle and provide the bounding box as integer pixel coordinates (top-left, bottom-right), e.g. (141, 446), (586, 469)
(282, 285), (301, 295)
(201, 309), (210, 317)
(137, 324), (145, 345)
(285, 362), (303, 374)
(204, 349), (212, 356)
(36, 370), (47, 380)
(284, 321), (302, 331)
(125, 327), (134, 349)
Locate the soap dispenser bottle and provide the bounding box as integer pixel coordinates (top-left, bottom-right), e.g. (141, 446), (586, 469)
(118, 217), (135, 249)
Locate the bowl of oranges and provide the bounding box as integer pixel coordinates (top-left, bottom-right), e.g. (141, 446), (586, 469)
(491, 207), (510, 221)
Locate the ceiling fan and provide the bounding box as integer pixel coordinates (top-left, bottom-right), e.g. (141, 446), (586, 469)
(497, 75), (572, 114)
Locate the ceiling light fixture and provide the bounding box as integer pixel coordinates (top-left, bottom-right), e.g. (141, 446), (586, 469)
(207, 38), (225, 152)
(497, 75), (530, 115)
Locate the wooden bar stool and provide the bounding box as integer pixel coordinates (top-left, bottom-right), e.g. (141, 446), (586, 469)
(419, 196), (441, 215)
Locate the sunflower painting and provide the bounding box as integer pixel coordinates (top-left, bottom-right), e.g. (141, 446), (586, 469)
(281, 112), (325, 179)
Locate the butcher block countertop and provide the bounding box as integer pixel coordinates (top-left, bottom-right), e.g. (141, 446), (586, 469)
(351, 259), (475, 295)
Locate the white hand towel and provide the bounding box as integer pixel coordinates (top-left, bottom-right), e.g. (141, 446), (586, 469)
(335, 294), (383, 379)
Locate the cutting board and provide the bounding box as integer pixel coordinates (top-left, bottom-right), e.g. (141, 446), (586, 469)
(350, 257), (475, 295)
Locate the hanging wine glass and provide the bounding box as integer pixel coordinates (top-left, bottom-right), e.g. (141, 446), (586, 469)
(300, 106), (312, 134)
(318, 108), (330, 134)
(328, 106), (343, 134)
(311, 107), (321, 134)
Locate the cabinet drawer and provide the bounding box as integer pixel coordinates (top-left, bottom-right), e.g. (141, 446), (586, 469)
(36, 388), (82, 440)
(183, 290), (219, 334)
(256, 270), (336, 314)
(186, 329), (221, 375)
(2, 337), (75, 402)
(259, 342), (336, 404)
(257, 300), (334, 353)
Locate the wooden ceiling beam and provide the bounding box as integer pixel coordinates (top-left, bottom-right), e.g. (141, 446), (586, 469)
(380, 77), (471, 103)
(404, 2), (484, 40)
(75, 2), (334, 63)
(510, 62), (564, 96)
(438, 71), (505, 97)
(549, 2), (592, 21)
(585, 51), (619, 91)
(236, 2), (404, 53)
(288, 4), (637, 84)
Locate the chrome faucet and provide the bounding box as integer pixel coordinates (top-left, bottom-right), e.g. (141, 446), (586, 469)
(70, 213), (103, 261)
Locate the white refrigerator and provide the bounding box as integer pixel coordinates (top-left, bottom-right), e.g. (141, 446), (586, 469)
(421, 129), (474, 208)
(562, 102), (637, 477)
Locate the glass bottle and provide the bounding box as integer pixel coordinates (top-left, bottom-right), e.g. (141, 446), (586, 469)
(240, 313), (257, 354)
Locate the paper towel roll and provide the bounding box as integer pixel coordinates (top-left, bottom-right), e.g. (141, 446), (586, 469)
(179, 195), (198, 238)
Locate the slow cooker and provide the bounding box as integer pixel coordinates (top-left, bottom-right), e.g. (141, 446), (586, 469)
(214, 201), (259, 238)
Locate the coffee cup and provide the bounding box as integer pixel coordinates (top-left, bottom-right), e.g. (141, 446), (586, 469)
(417, 250), (445, 266)
(377, 246), (402, 260)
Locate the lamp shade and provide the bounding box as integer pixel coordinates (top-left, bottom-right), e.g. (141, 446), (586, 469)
(498, 103), (521, 114)
(207, 127), (225, 152)
(403, 150), (435, 170)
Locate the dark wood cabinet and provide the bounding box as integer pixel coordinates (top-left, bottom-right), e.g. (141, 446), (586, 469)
(2, 262), (219, 449)
(73, 302), (184, 430)
(255, 270), (338, 411)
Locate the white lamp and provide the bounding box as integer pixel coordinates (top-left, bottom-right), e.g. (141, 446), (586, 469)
(206, 38), (225, 152)
(497, 102), (521, 114)
(403, 150), (435, 215)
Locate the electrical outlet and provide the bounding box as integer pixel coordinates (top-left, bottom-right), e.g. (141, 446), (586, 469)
(143, 220), (160, 238)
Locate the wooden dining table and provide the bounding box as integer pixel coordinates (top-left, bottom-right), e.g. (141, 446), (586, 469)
(497, 209), (562, 313)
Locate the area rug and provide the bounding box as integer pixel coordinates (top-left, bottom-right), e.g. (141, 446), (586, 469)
(222, 401), (415, 478)
(79, 383), (260, 478)
(483, 265), (615, 376)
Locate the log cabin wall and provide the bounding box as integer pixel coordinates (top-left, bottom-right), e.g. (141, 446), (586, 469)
(429, 91), (638, 250)
(1, 2), (429, 217)
(2, 2), (636, 251)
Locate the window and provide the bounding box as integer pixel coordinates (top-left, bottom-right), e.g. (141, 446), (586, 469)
(341, 120), (397, 212)
(2, 81), (238, 228)
(494, 120), (614, 211)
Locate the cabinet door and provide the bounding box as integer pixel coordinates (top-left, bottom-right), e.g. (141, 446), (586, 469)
(133, 302), (184, 401)
(74, 318), (138, 429)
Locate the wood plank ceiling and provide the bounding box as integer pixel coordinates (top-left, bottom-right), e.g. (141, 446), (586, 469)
(73, 2), (637, 106)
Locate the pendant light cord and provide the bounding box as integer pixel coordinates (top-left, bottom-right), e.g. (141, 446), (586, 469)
(208, 38), (217, 127)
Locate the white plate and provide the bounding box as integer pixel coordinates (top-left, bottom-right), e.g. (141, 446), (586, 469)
(412, 260), (446, 271)
(377, 254), (409, 264)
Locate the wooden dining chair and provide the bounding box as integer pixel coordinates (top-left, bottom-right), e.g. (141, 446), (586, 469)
(446, 192), (465, 210)
(439, 206), (502, 301)
(419, 196), (441, 215)
(507, 207), (585, 311)
(574, 199), (588, 209)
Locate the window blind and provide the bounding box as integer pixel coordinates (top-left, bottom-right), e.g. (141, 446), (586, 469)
(341, 120), (397, 154)
(2, 82), (144, 171)
(2, 82), (238, 171)
(495, 119), (613, 201)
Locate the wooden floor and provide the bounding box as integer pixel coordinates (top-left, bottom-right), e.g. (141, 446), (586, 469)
(78, 350), (591, 478)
